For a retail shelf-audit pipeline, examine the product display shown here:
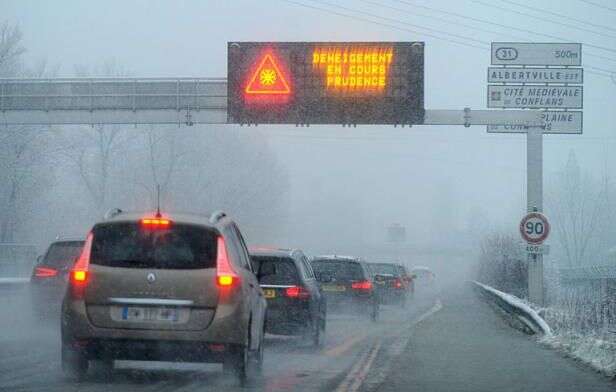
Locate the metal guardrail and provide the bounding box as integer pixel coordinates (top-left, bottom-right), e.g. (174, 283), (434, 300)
(0, 77), (228, 125)
(0, 77), (227, 111)
(473, 281), (552, 336)
(559, 265), (616, 280)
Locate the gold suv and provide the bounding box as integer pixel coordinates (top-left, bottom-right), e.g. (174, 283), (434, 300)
(61, 211), (266, 383)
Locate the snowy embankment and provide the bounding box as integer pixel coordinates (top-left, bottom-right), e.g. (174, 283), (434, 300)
(542, 332), (616, 378)
(475, 281), (616, 379)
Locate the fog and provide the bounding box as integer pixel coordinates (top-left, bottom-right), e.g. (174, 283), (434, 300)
(1, 2), (616, 390)
(0, 0), (614, 283)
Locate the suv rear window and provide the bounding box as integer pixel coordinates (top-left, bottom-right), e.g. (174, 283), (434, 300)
(371, 263), (399, 275)
(43, 241), (84, 268)
(311, 260), (364, 281)
(252, 256), (299, 285)
(90, 222), (217, 269)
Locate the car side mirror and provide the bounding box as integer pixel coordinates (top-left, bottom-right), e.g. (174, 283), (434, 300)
(317, 272), (333, 283)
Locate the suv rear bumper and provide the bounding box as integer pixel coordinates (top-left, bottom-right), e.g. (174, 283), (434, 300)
(62, 299), (249, 348)
(73, 338), (228, 362)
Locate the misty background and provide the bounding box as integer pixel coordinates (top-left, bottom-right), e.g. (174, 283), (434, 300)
(1, 0), (616, 282)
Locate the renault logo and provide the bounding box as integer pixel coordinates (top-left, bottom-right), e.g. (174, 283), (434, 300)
(146, 273), (156, 284)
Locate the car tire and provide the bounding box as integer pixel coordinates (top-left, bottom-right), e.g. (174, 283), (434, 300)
(223, 344), (248, 385)
(61, 344), (88, 381)
(370, 302), (379, 322)
(249, 327), (265, 374)
(311, 317), (324, 348)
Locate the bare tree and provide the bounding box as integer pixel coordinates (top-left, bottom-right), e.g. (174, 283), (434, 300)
(476, 232), (527, 298)
(0, 23), (58, 242)
(128, 126), (187, 209)
(548, 150), (609, 267)
(58, 61), (134, 213)
(0, 21), (25, 76)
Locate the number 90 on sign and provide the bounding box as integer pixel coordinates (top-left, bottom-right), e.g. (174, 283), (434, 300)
(519, 213), (550, 244)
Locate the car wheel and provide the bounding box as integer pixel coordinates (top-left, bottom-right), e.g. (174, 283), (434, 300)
(249, 327), (264, 374)
(96, 358), (114, 381)
(61, 344), (88, 381)
(311, 317), (324, 347)
(370, 302), (379, 322)
(223, 344), (248, 385)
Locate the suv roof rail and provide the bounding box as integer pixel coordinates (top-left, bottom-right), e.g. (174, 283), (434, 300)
(209, 210), (227, 224)
(103, 208), (123, 220)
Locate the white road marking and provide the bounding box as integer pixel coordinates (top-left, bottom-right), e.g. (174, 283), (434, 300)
(334, 299), (443, 392)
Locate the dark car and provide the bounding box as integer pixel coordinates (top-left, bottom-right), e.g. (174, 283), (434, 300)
(395, 263), (415, 296)
(250, 248), (326, 347)
(368, 262), (409, 307)
(310, 255), (379, 322)
(30, 239), (85, 319)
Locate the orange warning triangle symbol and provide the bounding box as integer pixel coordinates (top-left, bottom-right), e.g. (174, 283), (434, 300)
(245, 54), (291, 95)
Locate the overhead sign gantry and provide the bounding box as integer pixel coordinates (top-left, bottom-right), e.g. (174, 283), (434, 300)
(227, 42), (425, 125)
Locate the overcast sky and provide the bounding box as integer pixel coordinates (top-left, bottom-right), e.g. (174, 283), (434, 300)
(3, 0), (616, 252)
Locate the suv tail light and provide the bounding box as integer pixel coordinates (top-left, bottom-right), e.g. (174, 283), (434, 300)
(216, 236), (239, 287)
(285, 285), (311, 299)
(392, 278), (403, 289)
(34, 267), (58, 278)
(69, 232), (93, 298)
(351, 280), (373, 291)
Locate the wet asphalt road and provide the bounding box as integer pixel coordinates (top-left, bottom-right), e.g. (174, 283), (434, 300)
(368, 284), (615, 392)
(4, 282), (612, 392)
(0, 283), (438, 392)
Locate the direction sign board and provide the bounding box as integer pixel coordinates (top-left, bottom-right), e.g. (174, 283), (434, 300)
(491, 42), (582, 66)
(487, 67), (583, 84)
(487, 110), (583, 134)
(227, 42), (425, 125)
(487, 85), (582, 109)
(519, 212), (550, 244)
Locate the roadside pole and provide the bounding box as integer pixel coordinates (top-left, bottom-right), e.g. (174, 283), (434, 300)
(527, 127), (544, 306)
(488, 42), (584, 307)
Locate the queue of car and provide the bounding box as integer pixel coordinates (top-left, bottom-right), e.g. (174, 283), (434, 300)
(28, 209), (421, 384)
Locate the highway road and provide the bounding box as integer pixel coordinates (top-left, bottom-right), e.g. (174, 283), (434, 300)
(0, 283), (438, 392)
(2, 282), (613, 392)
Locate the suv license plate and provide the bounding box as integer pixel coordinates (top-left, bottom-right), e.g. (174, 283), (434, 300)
(322, 285), (346, 292)
(121, 306), (179, 322)
(263, 289), (276, 299)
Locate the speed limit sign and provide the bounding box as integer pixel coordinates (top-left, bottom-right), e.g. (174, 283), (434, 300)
(519, 212), (550, 244)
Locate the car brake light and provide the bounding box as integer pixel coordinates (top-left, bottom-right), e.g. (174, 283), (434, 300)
(140, 218), (171, 227)
(69, 231), (93, 298)
(34, 267), (58, 278)
(393, 278), (403, 289)
(216, 236), (239, 287)
(285, 286), (311, 299)
(351, 280), (373, 291)
(73, 270), (87, 282)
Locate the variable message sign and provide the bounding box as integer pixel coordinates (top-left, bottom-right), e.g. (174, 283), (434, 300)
(227, 42), (425, 125)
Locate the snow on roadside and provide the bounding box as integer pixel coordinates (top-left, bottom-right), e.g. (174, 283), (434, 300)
(541, 332), (616, 379)
(475, 281), (616, 379)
